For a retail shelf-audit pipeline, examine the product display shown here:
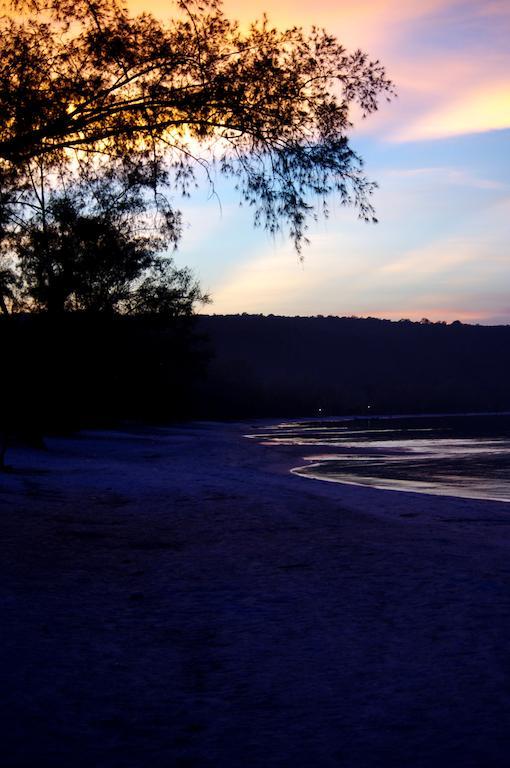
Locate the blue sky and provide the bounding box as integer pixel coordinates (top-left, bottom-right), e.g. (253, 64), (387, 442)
(137, 0), (510, 323)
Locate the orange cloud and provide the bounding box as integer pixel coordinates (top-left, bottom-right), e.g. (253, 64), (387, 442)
(393, 82), (510, 142)
(128, 1), (510, 143)
(130, 0), (457, 52)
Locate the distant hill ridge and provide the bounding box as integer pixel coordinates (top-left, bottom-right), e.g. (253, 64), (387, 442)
(195, 314), (510, 417)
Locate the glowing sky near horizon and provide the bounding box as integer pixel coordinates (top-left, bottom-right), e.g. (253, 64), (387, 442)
(133, 0), (510, 324)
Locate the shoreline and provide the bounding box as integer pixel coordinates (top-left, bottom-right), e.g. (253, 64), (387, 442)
(291, 463), (510, 504)
(3, 422), (510, 767)
(249, 414), (510, 505)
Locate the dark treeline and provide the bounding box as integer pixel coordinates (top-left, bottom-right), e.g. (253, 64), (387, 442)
(0, 0), (397, 463)
(0, 313), (208, 438)
(194, 314), (510, 418)
(3, 313), (509, 450)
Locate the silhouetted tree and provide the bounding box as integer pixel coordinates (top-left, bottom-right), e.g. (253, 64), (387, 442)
(0, 163), (211, 467)
(1, 0), (394, 250)
(0, 0), (394, 466)
(0, 268), (18, 314)
(11, 175), (207, 314)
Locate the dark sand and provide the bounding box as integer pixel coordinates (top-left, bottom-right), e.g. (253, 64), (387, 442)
(2, 422), (510, 767)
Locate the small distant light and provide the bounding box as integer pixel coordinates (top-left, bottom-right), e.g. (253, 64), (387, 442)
(318, 408), (323, 414)
(367, 405), (371, 410)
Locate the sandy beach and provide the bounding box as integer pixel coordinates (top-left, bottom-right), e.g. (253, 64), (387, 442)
(2, 422), (510, 767)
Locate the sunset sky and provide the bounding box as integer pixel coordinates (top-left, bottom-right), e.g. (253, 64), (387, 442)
(134, 0), (510, 323)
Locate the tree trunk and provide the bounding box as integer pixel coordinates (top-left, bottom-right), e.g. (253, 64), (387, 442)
(0, 430), (8, 470)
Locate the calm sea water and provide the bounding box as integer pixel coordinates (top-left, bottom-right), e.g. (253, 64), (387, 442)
(252, 414), (510, 502)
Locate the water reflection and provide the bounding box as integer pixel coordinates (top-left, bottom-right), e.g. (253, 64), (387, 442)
(251, 414), (510, 502)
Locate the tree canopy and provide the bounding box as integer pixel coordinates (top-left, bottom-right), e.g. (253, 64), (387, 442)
(0, 0), (395, 461)
(12, 177), (207, 314)
(0, 0), (394, 250)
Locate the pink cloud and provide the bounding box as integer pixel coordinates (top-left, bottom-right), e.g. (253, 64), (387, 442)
(393, 82), (510, 142)
(128, 1), (510, 142)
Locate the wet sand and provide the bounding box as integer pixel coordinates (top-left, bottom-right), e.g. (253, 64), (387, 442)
(2, 422), (510, 767)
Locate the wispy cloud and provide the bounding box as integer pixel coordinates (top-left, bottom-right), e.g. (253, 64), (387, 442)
(385, 167), (508, 191)
(393, 83), (510, 142)
(128, 0), (510, 322)
(209, 188), (510, 322)
(379, 239), (478, 279)
(133, 0), (510, 143)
